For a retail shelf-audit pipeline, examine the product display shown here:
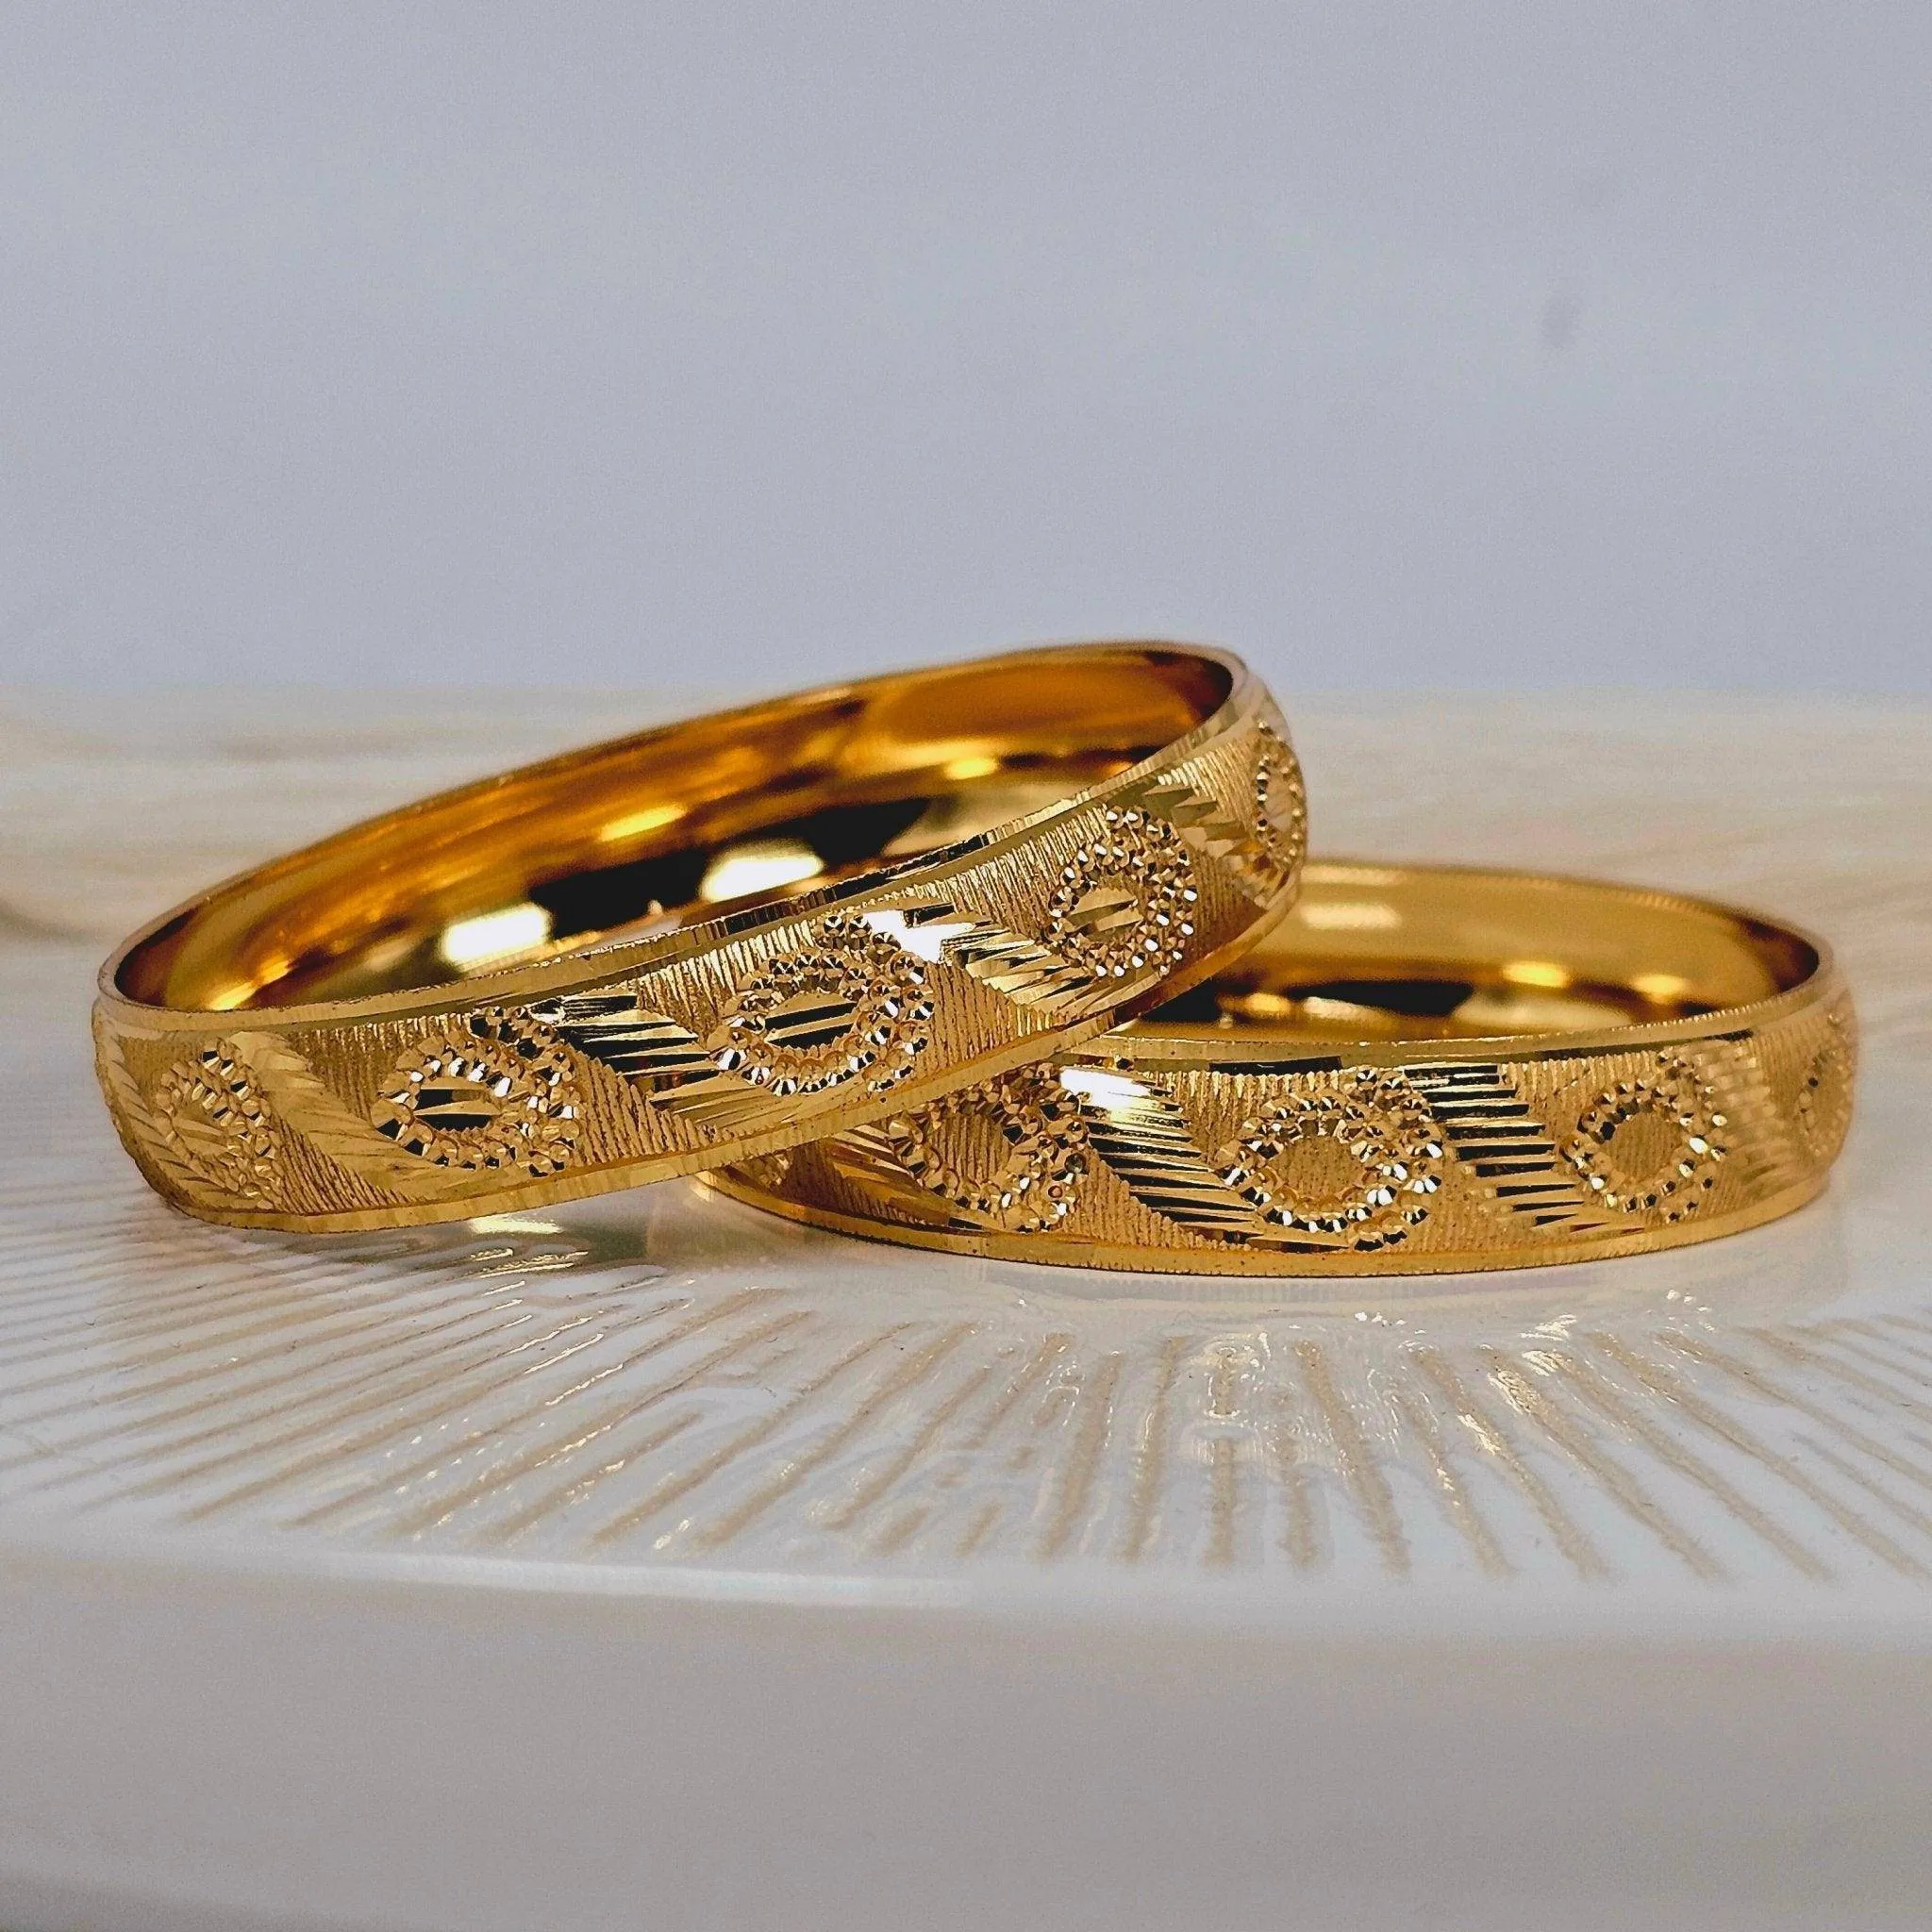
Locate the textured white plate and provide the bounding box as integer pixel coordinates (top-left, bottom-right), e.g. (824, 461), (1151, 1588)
(2, 691), (1929, 1932)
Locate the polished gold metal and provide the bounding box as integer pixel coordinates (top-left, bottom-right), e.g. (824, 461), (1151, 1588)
(708, 862), (1856, 1274)
(94, 643), (1304, 1232)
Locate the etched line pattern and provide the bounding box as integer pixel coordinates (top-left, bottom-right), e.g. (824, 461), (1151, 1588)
(1405, 1063), (1614, 1236)
(6, 1108), (1932, 1583)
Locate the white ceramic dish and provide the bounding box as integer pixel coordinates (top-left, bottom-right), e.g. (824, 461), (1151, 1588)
(2, 692), (1927, 1930)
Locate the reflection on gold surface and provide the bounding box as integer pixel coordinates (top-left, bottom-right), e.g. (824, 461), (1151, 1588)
(439, 903), (554, 970)
(1500, 958), (1573, 991)
(1297, 899), (1405, 932)
(597, 801), (685, 844)
(697, 838), (826, 903)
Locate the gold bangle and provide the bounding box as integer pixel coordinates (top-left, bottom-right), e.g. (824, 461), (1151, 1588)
(93, 642), (1304, 1232)
(708, 861), (1856, 1274)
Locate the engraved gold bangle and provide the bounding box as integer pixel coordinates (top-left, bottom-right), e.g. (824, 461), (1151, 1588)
(93, 642), (1305, 1232)
(708, 861), (1856, 1274)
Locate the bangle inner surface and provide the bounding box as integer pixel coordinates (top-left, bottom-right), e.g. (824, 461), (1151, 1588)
(118, 647), (1234, 1013)
(1136, 862), (1816, 1045)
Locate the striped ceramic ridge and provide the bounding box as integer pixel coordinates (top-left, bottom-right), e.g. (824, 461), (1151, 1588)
(0, 1090), (1925, 1587)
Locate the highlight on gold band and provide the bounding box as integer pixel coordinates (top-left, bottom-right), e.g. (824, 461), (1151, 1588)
(93, 642), (1305, 1232)
(707, 862), (1855, 1274)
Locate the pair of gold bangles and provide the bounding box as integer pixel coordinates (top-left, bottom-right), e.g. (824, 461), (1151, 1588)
(94, 643), (1855, 1276)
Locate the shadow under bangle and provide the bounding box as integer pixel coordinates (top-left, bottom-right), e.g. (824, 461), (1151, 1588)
(708, 860), (1856, 1275)
(94, 641), (1305, 1232)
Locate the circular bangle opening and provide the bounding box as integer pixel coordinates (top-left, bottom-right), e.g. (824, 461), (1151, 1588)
(1135, 862), (1819, 1045)
(116, 644), (1236, 1015)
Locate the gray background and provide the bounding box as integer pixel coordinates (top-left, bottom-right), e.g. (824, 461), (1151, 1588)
(3, 3), (1927, 696)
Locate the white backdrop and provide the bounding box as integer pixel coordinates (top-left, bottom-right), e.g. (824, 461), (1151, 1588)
(2, 3), (1927, 695)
